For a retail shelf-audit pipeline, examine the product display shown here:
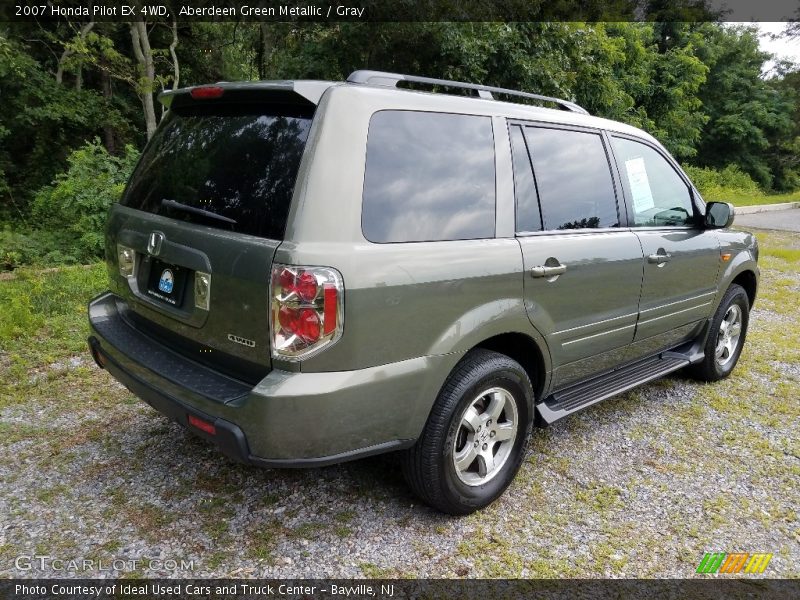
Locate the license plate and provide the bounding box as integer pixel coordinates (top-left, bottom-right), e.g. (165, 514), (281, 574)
(146, 260), (188, 307)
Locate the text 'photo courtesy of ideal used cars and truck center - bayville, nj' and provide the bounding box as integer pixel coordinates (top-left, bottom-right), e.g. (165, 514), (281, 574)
(1, 1), (800, 598)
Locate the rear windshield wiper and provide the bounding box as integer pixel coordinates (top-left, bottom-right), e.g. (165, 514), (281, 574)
(161, 199), (237, 225)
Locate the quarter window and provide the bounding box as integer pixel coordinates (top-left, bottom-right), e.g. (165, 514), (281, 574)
(509, 125), (542, 232)
(612, 136), (695, 227)
(362, 111), (496, 243)
(524, 127), (619, 230)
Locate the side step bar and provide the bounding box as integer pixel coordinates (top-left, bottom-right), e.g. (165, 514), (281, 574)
(537, 347), (702, 425)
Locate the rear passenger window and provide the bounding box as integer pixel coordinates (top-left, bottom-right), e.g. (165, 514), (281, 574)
(611, 136), (695, 227)
(524, 127), (619, 230)
(362, 111), (496, 243)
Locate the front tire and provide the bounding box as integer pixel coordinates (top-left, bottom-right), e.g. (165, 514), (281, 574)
(402, 350), (534, 515)
(688, 283), (750, 382)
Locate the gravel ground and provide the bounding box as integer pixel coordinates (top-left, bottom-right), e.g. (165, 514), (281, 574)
(1, 231), (798, 579)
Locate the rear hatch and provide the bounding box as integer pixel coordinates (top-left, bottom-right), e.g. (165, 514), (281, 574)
(105, 82), (331, 383)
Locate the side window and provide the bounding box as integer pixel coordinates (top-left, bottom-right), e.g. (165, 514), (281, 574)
(362, 111), (496, 243)
(612, 136), (695, 227)
(524, 127), (619, 230)
(509, 125), (542, 232)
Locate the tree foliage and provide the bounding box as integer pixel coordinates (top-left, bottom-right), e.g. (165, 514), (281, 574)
(32, 139), (139, 261)
(0, 19), (798, 267)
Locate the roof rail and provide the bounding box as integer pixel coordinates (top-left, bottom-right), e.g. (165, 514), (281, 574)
(346, 70), (589, 115)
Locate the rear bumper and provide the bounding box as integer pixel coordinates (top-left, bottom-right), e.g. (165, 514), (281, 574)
(88, 293), (455, 467)
(88, 335), (251, 463)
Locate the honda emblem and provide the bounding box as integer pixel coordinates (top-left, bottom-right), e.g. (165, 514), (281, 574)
(147, 232), (164, 256)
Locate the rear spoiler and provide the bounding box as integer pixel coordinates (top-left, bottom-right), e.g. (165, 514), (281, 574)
(159, 81), (335, 109)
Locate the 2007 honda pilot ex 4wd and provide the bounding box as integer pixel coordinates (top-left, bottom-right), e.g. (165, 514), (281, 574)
(88, 70), (759, 515)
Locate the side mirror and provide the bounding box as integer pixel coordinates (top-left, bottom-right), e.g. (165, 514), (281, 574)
(705, 201), (735, 229)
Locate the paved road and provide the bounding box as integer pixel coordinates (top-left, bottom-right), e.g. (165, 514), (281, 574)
(735, 208), (800, 232)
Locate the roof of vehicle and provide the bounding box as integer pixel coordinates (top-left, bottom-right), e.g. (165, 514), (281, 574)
(159, 71), (658, 146)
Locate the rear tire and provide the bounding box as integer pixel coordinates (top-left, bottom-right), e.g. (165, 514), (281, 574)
(402, 349), (534, 515)
(687, 283), (750, 382)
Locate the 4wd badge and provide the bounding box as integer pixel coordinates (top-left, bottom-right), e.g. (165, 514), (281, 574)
(158, 269), (174, 294)
(228, 334), (256, 348)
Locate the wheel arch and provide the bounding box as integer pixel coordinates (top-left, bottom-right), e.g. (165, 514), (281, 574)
(731, 269), (757, 308)
(473, 332), (549, 403)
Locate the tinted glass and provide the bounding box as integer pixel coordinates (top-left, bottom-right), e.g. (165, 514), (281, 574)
(612, 136), (694, 227)
(509, 125), (542, 232)
(362, 111), (496, 243)
(524, 127), (618, 230)
(121, 104), (312, 239)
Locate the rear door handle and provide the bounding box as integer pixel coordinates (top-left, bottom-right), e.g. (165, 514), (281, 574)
(530, 264), (567, 278)
(647, 252), (672, 265)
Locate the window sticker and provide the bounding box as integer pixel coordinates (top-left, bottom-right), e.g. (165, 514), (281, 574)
(624, 157), (655, 213)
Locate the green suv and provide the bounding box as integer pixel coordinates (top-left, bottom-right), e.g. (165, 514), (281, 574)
(88, 70), (759, 514)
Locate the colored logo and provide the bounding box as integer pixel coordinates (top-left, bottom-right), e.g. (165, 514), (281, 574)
(696, 552), (772, 574)
(158, 269), (175, 294)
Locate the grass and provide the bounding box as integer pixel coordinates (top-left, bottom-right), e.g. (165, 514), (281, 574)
(726, 190), (800, 207)
(0, 263), (106, 401)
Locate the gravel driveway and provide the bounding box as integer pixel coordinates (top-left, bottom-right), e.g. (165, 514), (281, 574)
(1, 229), (798, 579)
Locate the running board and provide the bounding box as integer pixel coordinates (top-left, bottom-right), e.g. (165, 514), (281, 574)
(537, 351), (695, 424)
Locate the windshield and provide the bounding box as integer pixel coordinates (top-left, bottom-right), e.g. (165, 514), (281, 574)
(121, 104), (313, 239)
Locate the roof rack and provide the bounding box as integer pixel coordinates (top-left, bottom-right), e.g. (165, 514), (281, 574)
(346, 70), (589, 115)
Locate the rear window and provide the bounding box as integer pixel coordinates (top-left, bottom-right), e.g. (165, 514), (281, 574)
(524, 127), (619, 230)
(361, 110), (496, 243)
(121, 103), (313, 239)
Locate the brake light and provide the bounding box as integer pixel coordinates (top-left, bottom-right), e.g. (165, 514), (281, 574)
(271, 265), (343, 360)
(190, 86), (224, 100)
(279, 268), (318, 302)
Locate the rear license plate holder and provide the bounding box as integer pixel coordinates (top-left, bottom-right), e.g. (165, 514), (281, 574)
(146, 259), (188, 307)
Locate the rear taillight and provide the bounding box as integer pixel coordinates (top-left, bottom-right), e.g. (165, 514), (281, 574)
(270, 264), (343, 360)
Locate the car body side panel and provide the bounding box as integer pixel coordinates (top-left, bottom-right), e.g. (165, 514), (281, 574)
(632, 229), (721, 343)
(713, 229), (760, 310)
(278, 238), (537, 373)
(518, 231), (644, 389)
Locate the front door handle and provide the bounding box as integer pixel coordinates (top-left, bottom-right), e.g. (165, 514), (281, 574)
(647, 252), (672, 265)
(530, 264), (567, 278)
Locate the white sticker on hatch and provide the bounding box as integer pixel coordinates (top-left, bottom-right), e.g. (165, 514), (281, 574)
(625, 157), (655, 213)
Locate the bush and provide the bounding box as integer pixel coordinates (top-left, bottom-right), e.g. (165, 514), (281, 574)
(28, 139), (139, 264)
(683, 164), (763, 201)
(0, 228), (85, 270)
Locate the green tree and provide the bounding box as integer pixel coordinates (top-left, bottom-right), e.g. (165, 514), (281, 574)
(693, 25), (796, 189)
(31, 139), (139, 262)
(0, 30), (133, 220)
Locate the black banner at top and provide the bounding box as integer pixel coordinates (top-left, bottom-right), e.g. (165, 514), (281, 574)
(1, 0), (799, 23)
